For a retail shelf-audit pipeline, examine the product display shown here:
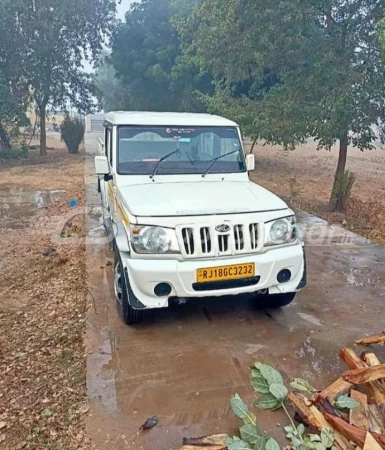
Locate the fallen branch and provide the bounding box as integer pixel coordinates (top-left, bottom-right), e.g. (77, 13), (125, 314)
(319, 378), (353, 401)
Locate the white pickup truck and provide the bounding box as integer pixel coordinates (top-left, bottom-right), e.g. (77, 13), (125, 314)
(95, 112), (306, 325)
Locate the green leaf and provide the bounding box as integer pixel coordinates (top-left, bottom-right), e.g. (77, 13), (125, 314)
(265, 437), (280, 450)
(231, 393), (249, 419)
(254, 393), (281, 410)
(251, 369), (261, 377)
(297, 424), (305, 436)
(253, 362), (263, 370)
(320, 428), (334, 448)
(251, 374), (270, 394)
(290, 378), (316, 394)
(244, 412), (257, 425)
(313, 442), (327, 450)
(269, 383), (288, 401)
(284, 425), (296, 435)
(259, 364), (284, 386)
(334, 395), (360, 410)
(227, 438), (253, 450)
(253, 436), (267, 450)
(240, 424), (263, 444)
(309, 434), (322, 442)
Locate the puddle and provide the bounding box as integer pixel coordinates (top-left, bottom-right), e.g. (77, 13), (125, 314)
(0, 187), (66, 229)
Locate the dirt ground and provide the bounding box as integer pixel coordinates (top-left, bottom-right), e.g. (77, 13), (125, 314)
(246, 141), (385, 243)
(0, 146), (89, 449)
(1, 137), (385, 450)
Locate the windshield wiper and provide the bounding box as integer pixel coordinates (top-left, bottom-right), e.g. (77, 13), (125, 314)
(150, 148), (180, 179)
(202, 149), (241, 178)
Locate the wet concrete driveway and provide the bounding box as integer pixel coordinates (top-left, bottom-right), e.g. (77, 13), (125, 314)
(84, 158), (385, 450)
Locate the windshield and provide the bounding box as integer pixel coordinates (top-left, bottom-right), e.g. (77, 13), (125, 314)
(117, 126), (246, 175)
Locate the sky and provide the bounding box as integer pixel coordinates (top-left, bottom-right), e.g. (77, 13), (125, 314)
(117, 0), (136, 19)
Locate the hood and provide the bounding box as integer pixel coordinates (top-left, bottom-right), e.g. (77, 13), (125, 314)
(119, 181), (287, 217)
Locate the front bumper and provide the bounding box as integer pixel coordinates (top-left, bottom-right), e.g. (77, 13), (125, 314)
(123, 243), (305, 309)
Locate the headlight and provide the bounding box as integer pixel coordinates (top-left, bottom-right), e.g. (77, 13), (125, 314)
(265, 216), (297, 246)
(129, 225), (180, 254)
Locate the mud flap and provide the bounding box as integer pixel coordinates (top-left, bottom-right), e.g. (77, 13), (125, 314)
(296, 247), (307, 290)
(124, 267), (147, 310)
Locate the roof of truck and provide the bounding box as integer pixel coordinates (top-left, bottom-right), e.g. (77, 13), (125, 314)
(104, 111), (238, 127)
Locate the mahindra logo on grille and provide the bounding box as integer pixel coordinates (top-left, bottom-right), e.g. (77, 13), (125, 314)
(215, 224), (231, 233)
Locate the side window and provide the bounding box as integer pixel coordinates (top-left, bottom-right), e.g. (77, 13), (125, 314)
(105, 128), (113, 166)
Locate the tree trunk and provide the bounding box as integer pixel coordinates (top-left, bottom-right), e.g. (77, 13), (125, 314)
(250, 137), (257, 154)
(39, 108), (47, 156)
(0, 124), (10, 149)
(329, 132), (348, 206)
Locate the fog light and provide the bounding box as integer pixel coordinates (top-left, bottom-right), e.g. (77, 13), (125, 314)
(154, 283), (172, 297)
(277, 269), (291, 283)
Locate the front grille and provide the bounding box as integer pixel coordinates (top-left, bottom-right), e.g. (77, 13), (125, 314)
(181, 227), (194, 255)
(234, 225), (244, 251)
(200, 227), (211, 253)
(249, 223), (258, 250)
(178, 221), (263, 258)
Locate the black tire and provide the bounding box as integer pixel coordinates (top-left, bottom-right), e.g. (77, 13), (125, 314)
(256, 292), (296, 309)
(114, 252), (143, 325)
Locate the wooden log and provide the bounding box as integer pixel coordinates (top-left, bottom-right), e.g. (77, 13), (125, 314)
(288, 392), (354, 450)
(342, 365), (385, 385)
(356, 335), (385, 347)
(341, 348), (367, 369)
(324, 413), (385, 450)
(339, 350), (385, 403)
(362, 353), (383, 367)
(361, 352), (385, 391)
(320, 377), (354, 401)
(177, 435), (228, 450)
(367, 405), (385, 435)
(349, 390), (369, 431)
(363, 432), (383, 450)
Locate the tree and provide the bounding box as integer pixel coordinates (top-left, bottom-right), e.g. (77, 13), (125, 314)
(108, 0), (212, 112)
(94, 54), (129, 112)
(191, 0), (385, 210)
(0, 72), (28, 149)
(0, 0), (117, 156)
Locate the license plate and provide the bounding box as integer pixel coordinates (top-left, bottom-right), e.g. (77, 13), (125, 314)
(197, 263), (255, 283)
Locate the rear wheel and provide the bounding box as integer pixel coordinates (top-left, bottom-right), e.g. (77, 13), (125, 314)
(114, 253), (143, 325)
(256, 292), (296, 309)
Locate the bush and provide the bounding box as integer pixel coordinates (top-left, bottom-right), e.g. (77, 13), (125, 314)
(60, 116), (85, 154)
(0, 141), (28, 160)
(330, 170), (356, 212)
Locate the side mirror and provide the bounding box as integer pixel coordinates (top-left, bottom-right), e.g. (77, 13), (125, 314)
(246, 154), (255, 171)
(95, 155), (110, 175)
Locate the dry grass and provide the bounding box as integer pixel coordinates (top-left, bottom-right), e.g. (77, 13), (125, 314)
(0, 149), (90, 449)
(247, 140), (385, 244)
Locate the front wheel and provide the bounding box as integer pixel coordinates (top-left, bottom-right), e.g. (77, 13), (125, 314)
(256, 292), (296, 309)
(114, 253), (143, 325)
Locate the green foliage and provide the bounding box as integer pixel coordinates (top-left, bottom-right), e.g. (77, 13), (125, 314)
(229, 363), (339, 450)
(0, 0), (116, 154)
(0, 72), (28, 149)
(0, 141), (28, 160)
(60, 117), (85, 155)
(94, 53), (129, 112)
(333, 394), (360, 410)
(330, 171), (356, 212)
(106, 0), (212, 113)
(290, 379), (316, 395)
